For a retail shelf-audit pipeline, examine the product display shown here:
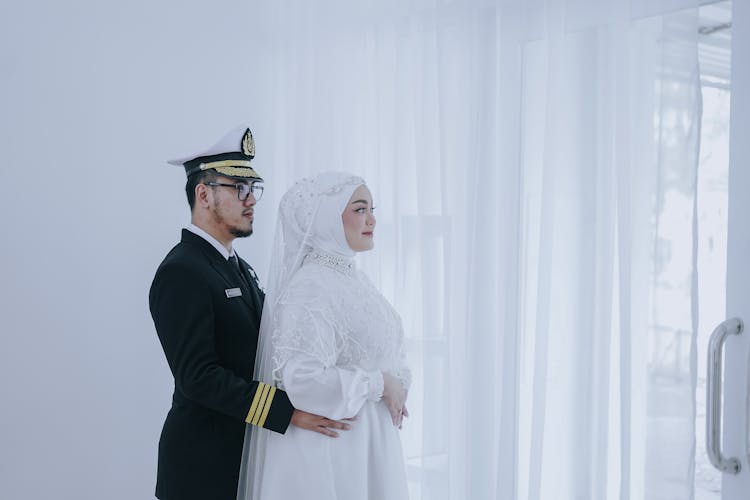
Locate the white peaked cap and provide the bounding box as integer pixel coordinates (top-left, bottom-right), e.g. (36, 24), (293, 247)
(167, 124), (262, 180)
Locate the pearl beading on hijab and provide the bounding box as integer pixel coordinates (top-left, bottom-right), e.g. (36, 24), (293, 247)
(304, 249), (355, 276)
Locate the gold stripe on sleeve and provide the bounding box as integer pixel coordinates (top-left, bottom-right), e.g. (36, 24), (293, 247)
(257, 386), (277, 428)
(251, 384), (272, 426)
(245, 383), (267, 424)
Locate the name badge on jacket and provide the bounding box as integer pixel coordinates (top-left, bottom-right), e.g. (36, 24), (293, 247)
(225, 288), (243, 298)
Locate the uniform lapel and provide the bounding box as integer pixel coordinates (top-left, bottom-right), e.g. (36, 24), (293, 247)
(235, 254), (264, 312)
(181, 230), (259, 313)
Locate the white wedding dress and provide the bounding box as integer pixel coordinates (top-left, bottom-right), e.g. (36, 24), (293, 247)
(238, 172), (411, 500)
(259, 251), (410, 499)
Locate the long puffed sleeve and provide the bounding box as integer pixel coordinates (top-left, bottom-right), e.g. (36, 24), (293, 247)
(272, 303), (384, 420)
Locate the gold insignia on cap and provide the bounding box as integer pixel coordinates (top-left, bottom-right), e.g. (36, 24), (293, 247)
(241, 128), (255, 158)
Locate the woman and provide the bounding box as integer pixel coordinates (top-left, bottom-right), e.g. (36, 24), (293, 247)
(238, 172), (411, 500)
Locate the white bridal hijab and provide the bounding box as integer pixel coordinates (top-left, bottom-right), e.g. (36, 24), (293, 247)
(237, 171), (364, 500)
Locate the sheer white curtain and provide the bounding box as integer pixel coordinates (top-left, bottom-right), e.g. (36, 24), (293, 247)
(245, 1), (702, 498)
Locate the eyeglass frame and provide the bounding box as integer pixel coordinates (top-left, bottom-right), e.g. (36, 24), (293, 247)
(205, 181), (264, 201)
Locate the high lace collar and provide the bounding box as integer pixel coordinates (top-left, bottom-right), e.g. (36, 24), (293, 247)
(303, 249), (355, 276)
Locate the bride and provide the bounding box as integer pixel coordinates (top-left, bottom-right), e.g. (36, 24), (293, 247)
(238, 171), (411, 500)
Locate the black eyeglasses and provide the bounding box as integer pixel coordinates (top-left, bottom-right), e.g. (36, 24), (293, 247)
(206, 182), (264, 201)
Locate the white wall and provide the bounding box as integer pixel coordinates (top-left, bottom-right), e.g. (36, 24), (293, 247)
(0, 2), (279, 498)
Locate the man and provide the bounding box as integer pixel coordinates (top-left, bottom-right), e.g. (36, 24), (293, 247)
(150, 126), (349, 500)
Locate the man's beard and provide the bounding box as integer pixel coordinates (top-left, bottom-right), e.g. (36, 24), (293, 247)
(230, 227), (253, 238)
(211, 201), (253, 238)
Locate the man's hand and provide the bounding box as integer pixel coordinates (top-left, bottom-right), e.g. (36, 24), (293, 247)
(382, 372), (408, 427)
(291, 409), (352, 438)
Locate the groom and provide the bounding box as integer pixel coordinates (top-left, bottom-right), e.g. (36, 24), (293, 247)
(150, 125), (350, 500)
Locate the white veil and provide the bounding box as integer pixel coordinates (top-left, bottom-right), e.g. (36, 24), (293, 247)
(237, 171), (364, 500)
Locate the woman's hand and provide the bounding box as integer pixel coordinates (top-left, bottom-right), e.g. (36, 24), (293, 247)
(399, 405), (409, 430)
(382, 372), (407, 427)
(290, 409), (352, 437)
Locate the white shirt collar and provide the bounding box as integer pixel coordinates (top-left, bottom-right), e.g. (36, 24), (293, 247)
(186, 223), (235, 260)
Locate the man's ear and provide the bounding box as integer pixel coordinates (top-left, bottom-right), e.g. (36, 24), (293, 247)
(195, 183), (211, 209)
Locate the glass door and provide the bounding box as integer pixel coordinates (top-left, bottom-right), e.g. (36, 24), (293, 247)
(717, 0), (750, 497)
(699, 1), (750, 499)
(695, 1), (732, 499)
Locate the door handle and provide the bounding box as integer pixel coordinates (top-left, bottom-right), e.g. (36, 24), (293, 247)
(706, 317), (743, 474)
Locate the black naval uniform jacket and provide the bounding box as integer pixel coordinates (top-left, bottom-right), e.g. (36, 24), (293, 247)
(150, 229), (294, 500)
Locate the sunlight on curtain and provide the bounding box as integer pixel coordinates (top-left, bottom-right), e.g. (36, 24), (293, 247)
(247, 1), (702, 498)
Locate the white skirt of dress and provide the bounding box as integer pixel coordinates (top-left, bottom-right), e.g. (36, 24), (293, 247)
(257, 399), (409, 500)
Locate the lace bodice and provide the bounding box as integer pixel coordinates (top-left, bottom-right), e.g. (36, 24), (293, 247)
(271, 253), (411, 389)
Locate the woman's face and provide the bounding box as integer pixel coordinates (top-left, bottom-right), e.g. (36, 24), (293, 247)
(342, 184), (376, 252)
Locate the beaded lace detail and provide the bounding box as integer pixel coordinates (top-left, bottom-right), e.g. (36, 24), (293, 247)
(271, 263), (411, 391)
(303, 249), (355, 275)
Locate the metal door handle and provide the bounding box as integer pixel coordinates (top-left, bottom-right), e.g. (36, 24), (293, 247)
(706, 317), (743, 474)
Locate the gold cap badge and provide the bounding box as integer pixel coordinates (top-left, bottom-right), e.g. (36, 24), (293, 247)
(242, 128), (255, 158)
